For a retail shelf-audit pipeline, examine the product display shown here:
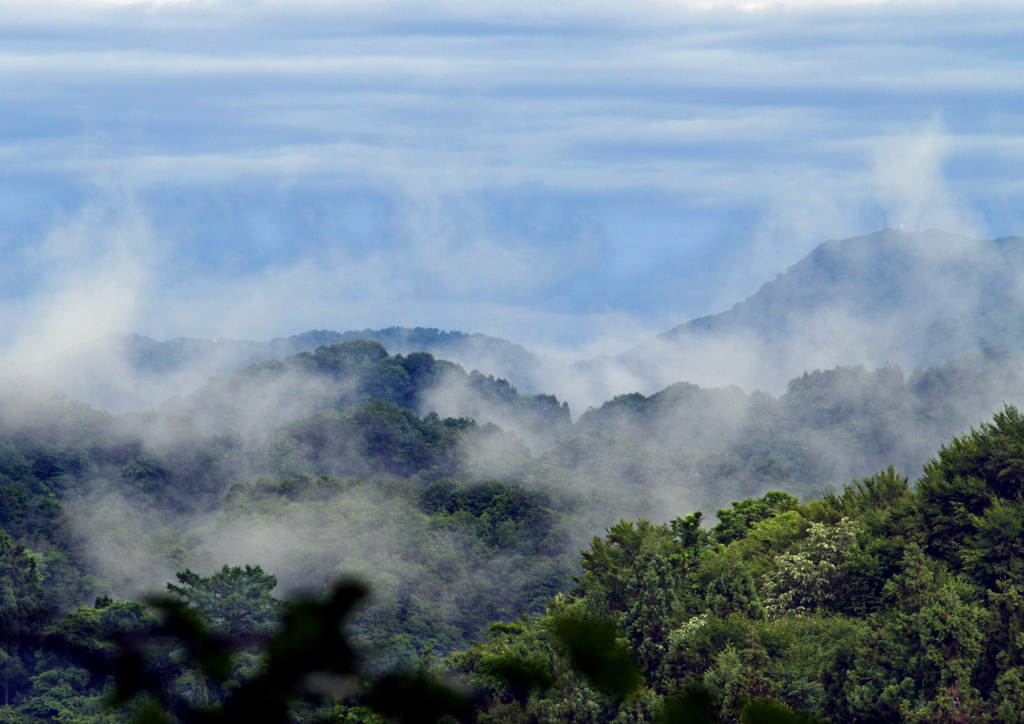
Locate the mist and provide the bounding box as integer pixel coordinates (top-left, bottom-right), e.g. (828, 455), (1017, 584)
(6, 0), (1024, 672)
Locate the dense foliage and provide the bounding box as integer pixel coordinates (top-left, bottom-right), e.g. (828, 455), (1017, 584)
(448, 412), (1024, 722)
(2, 341), (1024, 721)
(577, 349), (1024, 507)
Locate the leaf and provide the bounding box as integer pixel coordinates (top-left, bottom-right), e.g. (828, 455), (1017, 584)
(131, 699), (172, 724)
(364, 671), (471, 724)
(550, 615), (642, 699)
(659, 685), (718, 724)
(481, 654), (556, 693)
(146, 596), (234, 681)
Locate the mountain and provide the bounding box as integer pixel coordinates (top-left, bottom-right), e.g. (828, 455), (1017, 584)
(71, 228), (1024, 414)
(600, 228), (1024, 395)
(74, 327), (553, 413)
(121, 327), (547, 383)
(157, 338), (571, 454)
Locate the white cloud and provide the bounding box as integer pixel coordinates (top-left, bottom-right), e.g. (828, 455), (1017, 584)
(0, 201), (157, 380)
(870, 121), (986, 237)
(2, 0), (1024, 393)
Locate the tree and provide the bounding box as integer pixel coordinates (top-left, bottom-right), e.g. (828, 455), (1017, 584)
(0, 531), (44, 706)
(925, 404), (1024, 501)
(622, 548), (677, 679)
(713, 492), (799, 546)
(916, 405), (1024, 567)
(576, 517), (702, 620)
(964, 497), (1024, 588)
(703, 554), (765, 621)
(761, 518), (860, 617)
(166, 565), (281, 640)
(836, 545), (984, 722)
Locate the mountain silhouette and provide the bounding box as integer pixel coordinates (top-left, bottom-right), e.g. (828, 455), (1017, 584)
(600, 228), (1024, 394)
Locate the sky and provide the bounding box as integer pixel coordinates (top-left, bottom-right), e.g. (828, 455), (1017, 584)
(2, 0), (1024, 367)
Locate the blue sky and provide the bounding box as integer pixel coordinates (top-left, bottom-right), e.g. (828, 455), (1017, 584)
(2, 0), (1024, 367)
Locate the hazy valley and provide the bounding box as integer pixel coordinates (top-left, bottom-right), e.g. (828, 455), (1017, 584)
(3, 229), (1024, 722)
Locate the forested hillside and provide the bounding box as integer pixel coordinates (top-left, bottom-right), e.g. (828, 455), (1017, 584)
(0, 341), (576, 657)
(70, 328), (553, 415)
(59, 232), (1024, 418)
(448, 409), (1024, 722)
(2, 339), (1024, 721)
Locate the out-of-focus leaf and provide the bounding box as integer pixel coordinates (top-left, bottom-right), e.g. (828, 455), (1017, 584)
(550, 616), (642, 699)
(660, 684), (718, 724)
(146, 596), (234, 681)
(131, 699), (172, 724)
(364, 671), (471, 724)
(106, 649), (150, 706)
(481, 654), (555, 694)
(265, 580), (364, 677)
(219, 581), (367, 722)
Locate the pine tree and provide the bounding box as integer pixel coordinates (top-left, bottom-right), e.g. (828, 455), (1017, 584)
(704, 555), (765, 621)
(622, 549), (677, 679)
(167, 564), (281, 639)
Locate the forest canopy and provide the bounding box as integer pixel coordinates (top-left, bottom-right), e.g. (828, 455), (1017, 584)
(1, 342), (1024, 721)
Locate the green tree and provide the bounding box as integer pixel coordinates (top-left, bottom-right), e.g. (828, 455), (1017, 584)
(964, 497), (1024, 588)
(703, 642), (777, 723)
(761, 518), (860, 617)
(836, 545), (984, 722)
(703, 554), (765, 621)
(925, 404), (1024, 501)
(0, 531), (45, 707)
(18, 666), (113, 724)
(713, 492), (799, 546)
(622, 548), (677, 679)
(166, 565), (281, 640)
(576, 517), (704, 621)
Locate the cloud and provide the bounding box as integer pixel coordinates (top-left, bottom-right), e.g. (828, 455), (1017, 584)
(870, 121), (986, 237)
(0, 200), (156, 381)
(2, 0), (1024, 390)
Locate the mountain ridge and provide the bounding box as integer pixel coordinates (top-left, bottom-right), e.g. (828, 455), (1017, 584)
(120, 326), (546, 382)
(603, 228), (1024, 395)
(78, 228), (1024, 413)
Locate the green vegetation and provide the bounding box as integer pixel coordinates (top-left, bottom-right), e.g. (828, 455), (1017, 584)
(1, 341), (1024, 721)
(449, 423), (1024, 722)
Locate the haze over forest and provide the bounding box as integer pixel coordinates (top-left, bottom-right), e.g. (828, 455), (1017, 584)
(4, 1), (1024, 722)
(7, 226), (1024, 614)
(4, 227), (1024, 722)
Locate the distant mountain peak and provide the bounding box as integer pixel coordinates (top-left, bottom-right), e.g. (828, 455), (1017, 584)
(608, 228), (1024, 394)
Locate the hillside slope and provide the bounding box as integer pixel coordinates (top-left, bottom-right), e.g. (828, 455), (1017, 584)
(601, 229), (1024, 394)
(69, 327), (553, 413)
